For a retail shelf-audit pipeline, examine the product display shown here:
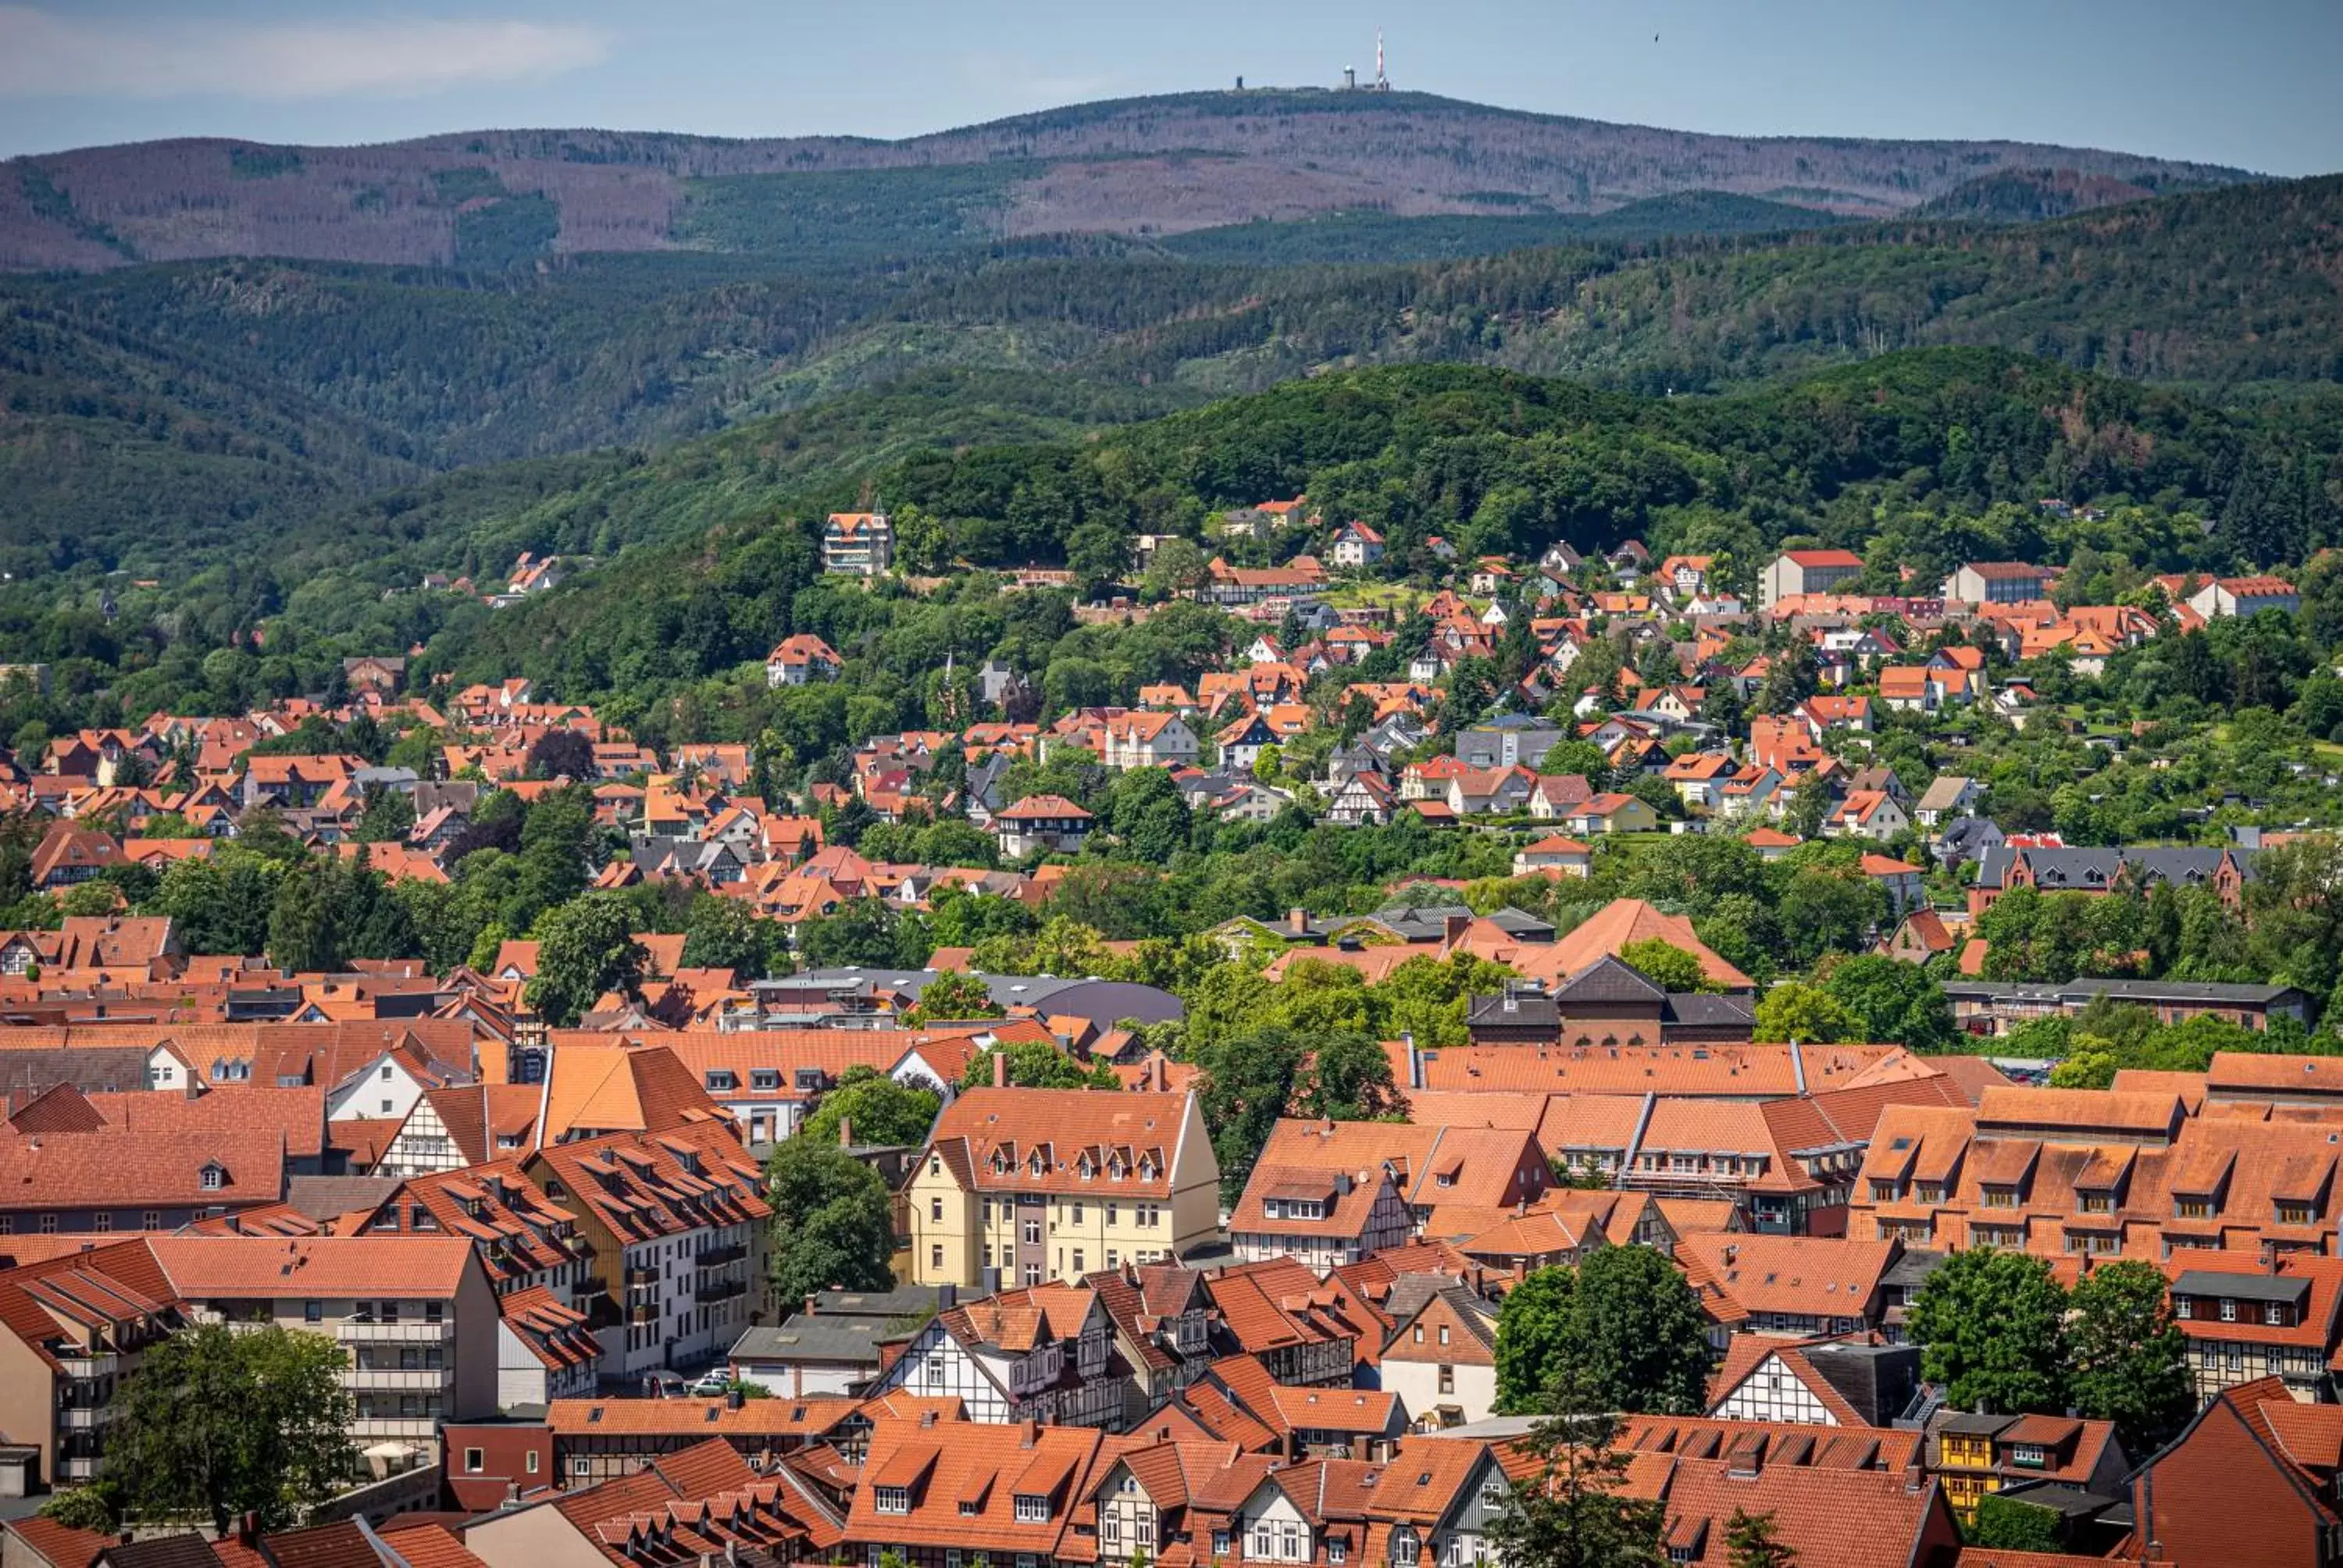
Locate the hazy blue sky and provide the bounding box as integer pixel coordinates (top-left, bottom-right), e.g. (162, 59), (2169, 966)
(1, 1), (2337, 174)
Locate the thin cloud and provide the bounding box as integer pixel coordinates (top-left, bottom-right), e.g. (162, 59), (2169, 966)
(0, 5), (610, 102)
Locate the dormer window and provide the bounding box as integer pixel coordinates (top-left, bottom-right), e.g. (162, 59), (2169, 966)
(199, 1163), (224, 1191)
(874, 1486), (910, 1515)
(1013, 1494), (1048, 1523)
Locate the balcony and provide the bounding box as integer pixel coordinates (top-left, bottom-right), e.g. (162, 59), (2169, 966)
(695, 1244), (747, 1269)
(629, 1304), (658, 1325)
(349, 1417), (437, 1439)
(625, 1266), (661, 1287)
(695, 1278), (747, 1305)
(58, 1406), (110, 1431)
(348, 1367), (451, 1392)
(59, 1352), (119, 1377)
(336, 1319), (454, 1343)
(59, 1456), (101, 1481)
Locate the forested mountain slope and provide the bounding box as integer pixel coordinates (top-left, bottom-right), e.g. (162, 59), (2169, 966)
(1, 91), (2250, 272)
(2, 174), (2337, 590)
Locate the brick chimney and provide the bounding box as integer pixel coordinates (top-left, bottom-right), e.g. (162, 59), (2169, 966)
(1443, 914), (1471, 949)
(993, 1049), (1008, 1089)
(838, 1117), (853, 1148)
(1287, 907), (1309, 935)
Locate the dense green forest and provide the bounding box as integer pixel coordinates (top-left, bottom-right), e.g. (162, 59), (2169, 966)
(1, 173), (2338, 601)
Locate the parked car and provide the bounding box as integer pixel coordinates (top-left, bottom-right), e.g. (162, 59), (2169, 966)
(642, 1370), (686, 1398)
(688, 1370), (732, 1398)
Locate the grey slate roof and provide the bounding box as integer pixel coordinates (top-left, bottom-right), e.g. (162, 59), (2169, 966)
(1799, 1340), (1923, 1427)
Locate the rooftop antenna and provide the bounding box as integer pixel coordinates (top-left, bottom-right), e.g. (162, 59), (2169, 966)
(1375, 30), (1388, 90)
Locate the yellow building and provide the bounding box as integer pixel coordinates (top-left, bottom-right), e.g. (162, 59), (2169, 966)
(906, 1086), (1219, 1288)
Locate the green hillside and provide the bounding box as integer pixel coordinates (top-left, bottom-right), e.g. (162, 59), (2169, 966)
(0, 173), (2337, 594)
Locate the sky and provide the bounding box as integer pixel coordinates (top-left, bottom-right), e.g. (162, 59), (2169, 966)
(0, 0), (2338, 176)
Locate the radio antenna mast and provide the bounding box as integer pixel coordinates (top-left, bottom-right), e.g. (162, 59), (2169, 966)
(1375, 30), (1388, 89)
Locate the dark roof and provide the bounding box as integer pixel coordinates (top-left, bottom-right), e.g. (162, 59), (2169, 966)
(1976, 844), (2245, 892)
(1881, 1248), (1949, 1291)
(2171, 1272), (2313, 1305)
(730, 1318), (893, 1367)
(1466, 991), (1559, 1029)
(1800, 1341), (1923, 1427)
(1485, 907), (1557, 940)
(1550, 955), (1667, 1006)
(1660, 993), (1758, 1028)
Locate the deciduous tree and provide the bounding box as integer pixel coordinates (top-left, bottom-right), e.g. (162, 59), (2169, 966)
(1908, 1249), (2069, 1415)
(109, 1320), (352, 1537)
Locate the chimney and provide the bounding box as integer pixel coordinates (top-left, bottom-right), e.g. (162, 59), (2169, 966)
(238, 1513), (259, 1548)
(838, 1117), (854, 1149)
(1287, 907), (1309, 935)
(727, 1388), (744, 1410)
(804, 1293), (818, 1317)
(1443, 914), (1470, 950)
(937, 1283), (956, 1310)
(993, 1050), (1008, 1089)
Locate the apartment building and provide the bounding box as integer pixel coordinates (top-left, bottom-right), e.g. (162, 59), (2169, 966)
(2165, 1256), (2343, 1402)
(1942, 561), (2054, 604)
(822, 512), (893, 576)
(1853, 1085), (2343, 1263)
(906, 1087), (1219, 1290)
(1760, 548), (1864, 609)
(527, 1120), (769, 1380)
(0, 1239), (180, 1488)
(146, 1235), (499, 1452)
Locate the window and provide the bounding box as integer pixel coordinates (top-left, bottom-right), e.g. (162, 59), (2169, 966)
(1439, 1365), (1455, 1395)
(1393, 1530), (1421, 1566)
(932, 1198), (944, 1221)
(1072, 1203), (1084, 1224)
(465, 1449), (484, 1474)
(947, 1554), (961, 1568)
(1214, 1534), (1232, 1557)
(142, 1211), (160, 1230)
(1253, 1528), (1272, 1559)
(874, 1487), (911, 1515)
(2176, 1199), (2213, 1220)
(2267, 1302), (2287, 1325)
(1025, 1221), (1042, 1245)
(1014, 1495), (1048, 1524)
(526, 1451), (540, 1474)
(38, 1213), (56, 1235)
(1104, 1517), (1122, 1545)
(381, 1064), (394, 1080)
(1072, 1250), (1085, 1274)
(1412, 1325), (1425, 1344)
(2220, 1298), (2238, 1322)
(199, 1165), (223, 1191)
(1137, 1516), (1153, 1546)
(1438, 1324), (1450, 1345)
(1330, 1544), (1346, 1566)
(91, 1213), (112, 1233)
(932, 1245), (944, 1270)
(574, 1458), (592, 1477)
(305, 1300), (323, 1323)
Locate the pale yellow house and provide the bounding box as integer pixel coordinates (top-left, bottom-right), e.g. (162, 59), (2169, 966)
(906, 1087), (1219, 1289)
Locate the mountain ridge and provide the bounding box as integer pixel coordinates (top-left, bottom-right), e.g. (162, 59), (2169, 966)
(1, 89), (2257, 272)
